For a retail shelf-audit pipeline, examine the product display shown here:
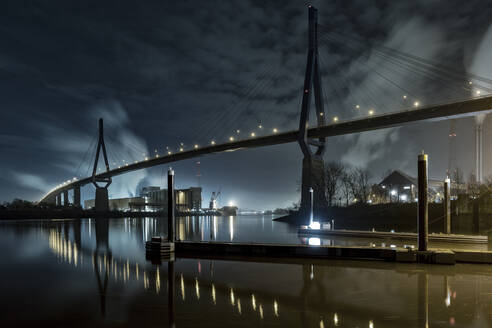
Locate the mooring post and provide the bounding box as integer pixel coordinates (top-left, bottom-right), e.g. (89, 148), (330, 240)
(444, 178), (451, 234)
(309, 187), (314, 226)
(168, 168), (175, 242)
(418, 153), (428, 251)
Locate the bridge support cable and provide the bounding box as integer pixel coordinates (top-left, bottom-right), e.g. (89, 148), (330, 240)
(319, 29), (492, 97)
(191, 61), (289, 145)
(317, 32), (485, 114)
(187, 62), (281, 143)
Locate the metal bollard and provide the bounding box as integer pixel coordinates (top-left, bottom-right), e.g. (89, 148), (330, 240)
(444, 178), (451, 234)
(168, 168), (175, 242)
(418, 153), (428, 251)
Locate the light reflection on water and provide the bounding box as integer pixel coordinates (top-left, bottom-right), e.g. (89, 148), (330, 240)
(0, 217), (492, 327)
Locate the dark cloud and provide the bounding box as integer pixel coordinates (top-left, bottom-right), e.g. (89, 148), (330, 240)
(0, 0), (491, 208)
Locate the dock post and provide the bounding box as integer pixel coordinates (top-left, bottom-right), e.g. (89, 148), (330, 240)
(418, 153), (428, 251)
(168, 168), (175, 242)
(444, 178), (451, 234)
(309, 187), (314, 226)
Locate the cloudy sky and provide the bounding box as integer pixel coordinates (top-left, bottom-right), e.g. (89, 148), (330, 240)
(1, 0), (492, 209)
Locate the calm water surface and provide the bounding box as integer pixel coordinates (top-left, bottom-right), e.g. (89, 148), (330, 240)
(1, 216), (492, 327)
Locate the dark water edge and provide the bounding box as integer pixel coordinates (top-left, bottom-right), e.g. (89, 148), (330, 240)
(1, 216), (492, 327)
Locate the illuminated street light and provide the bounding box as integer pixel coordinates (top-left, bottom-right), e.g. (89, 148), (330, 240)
(211, 140), (216, 145)
(250, 132), (256, 137)
(168, 151), (172, 155)
(179, 147), (184, 152)
(355, 104), (360, 109)
(229, 136), (234, 142)
(333, 116), (338, 122)
(403, 95), (407, 99)
(236, 129), (240, 134)
(194, 144), (199, 149)
(320, 112), (324, 116)
(258, 124), (263, 129)
(273, 128), (278, 133)
(469, 81), (473, 85)
(368, 109), (374, 115)
(414, 101), (420, 107)
(476, 90), (481, 95)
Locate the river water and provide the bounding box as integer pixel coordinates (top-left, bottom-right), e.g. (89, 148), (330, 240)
(1, 215), (492, 327)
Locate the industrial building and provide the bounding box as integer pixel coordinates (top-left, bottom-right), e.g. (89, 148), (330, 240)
(84, 186), (202, 211)
(377, 170), (444, 203)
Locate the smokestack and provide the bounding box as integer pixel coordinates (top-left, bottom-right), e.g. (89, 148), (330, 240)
(475, 121), (483, 183)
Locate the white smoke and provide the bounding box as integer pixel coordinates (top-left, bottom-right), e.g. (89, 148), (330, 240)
(340, 17), (445, 169)
(468, 23), (492, 124)
(12, 172), (50, 192)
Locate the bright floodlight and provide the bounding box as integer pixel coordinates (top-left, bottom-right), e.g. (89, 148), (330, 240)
(308, 237), (321, 246)
(309, 221), (320, 230)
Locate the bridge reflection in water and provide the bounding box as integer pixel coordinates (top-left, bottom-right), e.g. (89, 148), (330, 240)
(27, 217), (492, 327)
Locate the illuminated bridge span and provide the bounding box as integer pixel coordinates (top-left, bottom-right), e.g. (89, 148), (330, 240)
(39, 6), (492, 214)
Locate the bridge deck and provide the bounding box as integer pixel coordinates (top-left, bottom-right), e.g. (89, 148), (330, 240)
(41, 95), (492, 203)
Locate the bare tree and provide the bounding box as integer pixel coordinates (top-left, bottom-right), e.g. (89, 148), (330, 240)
(325, 162), (345, 206)
(348, 167), (372, 203)
(340, 172), (353, 206)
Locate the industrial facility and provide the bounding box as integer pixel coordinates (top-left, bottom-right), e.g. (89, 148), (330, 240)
(84, 186), (202, 212)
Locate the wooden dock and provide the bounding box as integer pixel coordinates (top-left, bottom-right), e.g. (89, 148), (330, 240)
(298, 228), (488, 244)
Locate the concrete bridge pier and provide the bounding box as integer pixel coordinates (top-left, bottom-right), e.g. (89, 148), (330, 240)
(95, 187), (109, 212)
(73, 186), (81, 208)
(300, 155), (326, 222)
(56, 194), (62, 206)
(63, 190), (69, 207)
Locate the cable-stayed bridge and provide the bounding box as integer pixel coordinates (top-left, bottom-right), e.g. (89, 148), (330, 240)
(38, 6), (492, 215)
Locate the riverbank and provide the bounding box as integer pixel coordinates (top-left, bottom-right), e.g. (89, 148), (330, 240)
(0, 209), (222, 220)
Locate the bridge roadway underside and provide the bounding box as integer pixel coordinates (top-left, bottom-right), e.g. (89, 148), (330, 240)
(41, 96), (492, 203)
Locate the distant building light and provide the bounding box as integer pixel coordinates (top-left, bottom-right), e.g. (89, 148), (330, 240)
(403, 186), (411, 190)
(381, 185), (386, 189)
(400, 194), (408, 201)
(308, 237), (321, 246)
(390, 190), (397, 196)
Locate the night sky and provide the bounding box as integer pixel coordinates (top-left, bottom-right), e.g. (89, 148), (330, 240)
(1, 0), (492, 210)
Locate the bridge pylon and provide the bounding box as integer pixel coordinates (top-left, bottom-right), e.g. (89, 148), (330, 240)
(298, 5), (327, 221)
(92, 118), (112, 212)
